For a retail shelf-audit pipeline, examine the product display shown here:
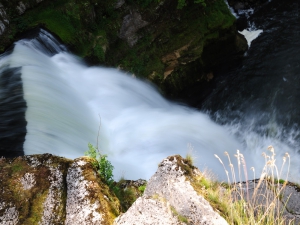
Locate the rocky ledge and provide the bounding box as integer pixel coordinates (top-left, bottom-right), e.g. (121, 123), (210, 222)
(1, 154), (299, 224)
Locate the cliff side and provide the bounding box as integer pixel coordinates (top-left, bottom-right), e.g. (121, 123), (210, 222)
(0, 0), (247, 99)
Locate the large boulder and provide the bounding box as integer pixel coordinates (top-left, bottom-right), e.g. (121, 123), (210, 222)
(0, 154), (120, 225)
(115, 155), (228, 225)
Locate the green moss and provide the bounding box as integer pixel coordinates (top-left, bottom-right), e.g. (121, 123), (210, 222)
(31, 10), (77, 43)
(138, 185), (146, 193)
(11, 163), (23, 173)
(170, 206), (189, 224)
(79, 157), (121, 223)
(22, 190), (49, 225)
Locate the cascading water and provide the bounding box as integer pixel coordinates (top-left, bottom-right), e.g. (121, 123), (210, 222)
(0, 31), (249, 180)
(1, 0), (300, 182)
(202, 0), (300, 182)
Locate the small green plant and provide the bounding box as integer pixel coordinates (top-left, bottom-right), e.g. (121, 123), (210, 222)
(194, 0), (206, 7)
(185, 154), (194, 166)
(177, 0), (187, 9)
(177, 0), (206, 9)
(85, 143), (114, 185)
(11, 163), (23, 173)
(115, 187), (137, 212)
(185, 143), (196, 166)
(138, 185), (146, 194)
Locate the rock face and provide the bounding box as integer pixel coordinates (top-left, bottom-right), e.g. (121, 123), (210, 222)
(0, 0), (247, 100)
(234, 180), (300, 224)
(0, 4), (9, 36)
(118, 11), (149, 47)
(115, 155), (228, 225)
(227, 0), (269, 12)
(0, 0), (44, 36)
(0, 154), (120, 225)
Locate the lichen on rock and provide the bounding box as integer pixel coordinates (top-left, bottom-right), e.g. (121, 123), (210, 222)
(65, 159), (104, 224)
(65, 157), (120, 225)
(114, 196), (185, 225)
(40, 166), (64, 225)
(0, 154), (120, 225)
(20, 173), (36, 190)
(0, 202), (19, 225)
(115, 155), (228, 225)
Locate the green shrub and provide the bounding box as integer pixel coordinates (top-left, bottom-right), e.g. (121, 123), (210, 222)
(85, 143), (114, 185)
(138, 185), (146, 193)
(114, 187), (137, 212)
(177, 0), (206, 9)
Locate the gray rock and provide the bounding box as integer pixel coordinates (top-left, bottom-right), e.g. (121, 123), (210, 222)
(17, 2), (27, 15)
(281, 184), (300, 224)
(0, 5), (9, 36)
(115, 155), (228, 225)
(0, 203), (19, 225)
(114, 196), (185, 225)
(233, 180), (300, 224)
(119, 11), (149, 47)
(0, 154), (119, 224)
(115, 0), (125, 9)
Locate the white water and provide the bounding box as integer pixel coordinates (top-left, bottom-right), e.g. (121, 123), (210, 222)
(2, 33), (300, 182)
(239, 28), (263, 47)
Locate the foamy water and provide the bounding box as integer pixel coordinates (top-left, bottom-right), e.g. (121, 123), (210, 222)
(1, 30), (299, 182)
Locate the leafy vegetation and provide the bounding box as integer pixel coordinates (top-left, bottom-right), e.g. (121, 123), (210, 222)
(113, 186), (137, 212)
(177, 0), (206, 9)
(85, 143), (146, 212)
(85, 143), (114, 185)
(138, 185), (146, 193)
(170, 206), (189, 223)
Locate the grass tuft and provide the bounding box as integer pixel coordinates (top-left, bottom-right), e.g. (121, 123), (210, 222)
(190, 146), (295, 225)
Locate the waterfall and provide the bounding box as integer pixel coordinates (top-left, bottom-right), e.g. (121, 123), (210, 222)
(1, 29), (299, 182)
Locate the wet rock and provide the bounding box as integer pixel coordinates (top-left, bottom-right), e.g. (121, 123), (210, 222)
(0, 4), (8, 36)
(119, 11), (149, 47)
(16, 2), (27, 15)
(115, 0), (125, 9)
(227, 0), (269, 12)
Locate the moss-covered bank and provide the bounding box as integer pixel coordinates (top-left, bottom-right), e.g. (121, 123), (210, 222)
(0, 0), (247, 98)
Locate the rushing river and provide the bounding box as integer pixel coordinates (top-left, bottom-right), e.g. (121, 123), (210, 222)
(0, 0), (299, 182)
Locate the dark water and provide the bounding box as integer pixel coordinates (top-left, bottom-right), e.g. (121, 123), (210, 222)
(0, 65), (26, 157)
(202, 0), (300, 148)
(0, 29), (66, 157)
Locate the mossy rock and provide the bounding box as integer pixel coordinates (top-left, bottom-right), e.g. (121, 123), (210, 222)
(0, 154), (120, 224)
